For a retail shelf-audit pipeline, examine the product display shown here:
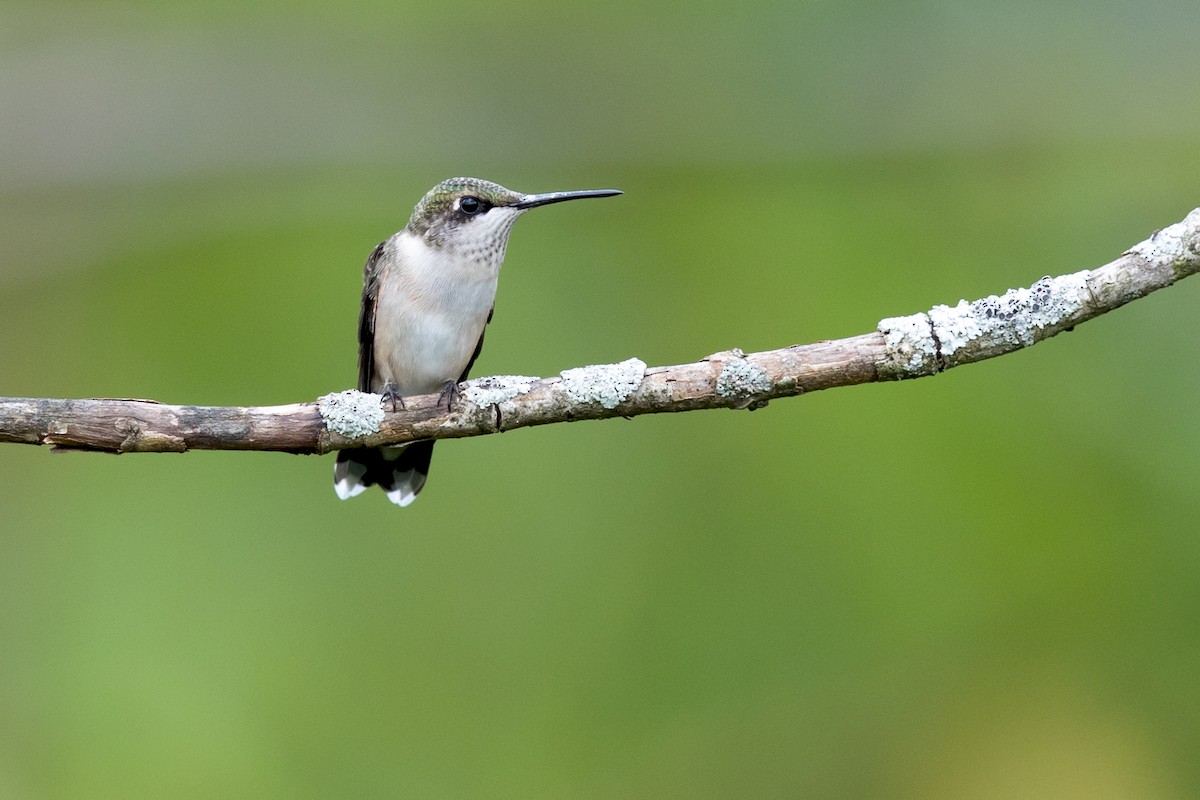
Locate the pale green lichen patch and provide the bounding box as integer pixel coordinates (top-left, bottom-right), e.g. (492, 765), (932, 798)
(1129, 208), (1200, 269)
(318, 390), (384, 438)
(878, 312), (938, 378)
(880, 269), (1093, 378)
(561, 358), (646, 409)
(463, 375), (539, 406)
(931, 271), (1090, 357)
(716, 358), (771, 399)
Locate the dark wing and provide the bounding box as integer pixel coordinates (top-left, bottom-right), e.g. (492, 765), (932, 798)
(457, 306), (494, 383)
(356, 241), (387, 392)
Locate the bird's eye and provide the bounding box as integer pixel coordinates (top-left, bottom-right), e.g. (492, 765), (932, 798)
(459, 196), (486, 216)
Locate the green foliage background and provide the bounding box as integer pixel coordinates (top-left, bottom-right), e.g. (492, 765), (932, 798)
(2, 2), (1199, 797)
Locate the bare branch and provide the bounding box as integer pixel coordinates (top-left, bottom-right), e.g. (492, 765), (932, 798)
(3, 208), (1198, 456)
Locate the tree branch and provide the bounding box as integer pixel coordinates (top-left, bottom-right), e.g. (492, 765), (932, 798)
(3, 208), (1198, 455)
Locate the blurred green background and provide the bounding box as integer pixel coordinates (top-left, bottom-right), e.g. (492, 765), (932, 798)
(3, 1), (1200, 798)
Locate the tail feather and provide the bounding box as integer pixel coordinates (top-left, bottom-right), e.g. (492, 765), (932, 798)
(334, 442), (434, 507)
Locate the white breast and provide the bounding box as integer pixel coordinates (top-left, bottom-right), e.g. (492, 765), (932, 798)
(370, 231), (502, 395)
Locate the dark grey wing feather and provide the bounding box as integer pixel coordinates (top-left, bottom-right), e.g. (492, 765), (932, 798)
(356, 241), (387, 392)
(458, 306), (494, 382)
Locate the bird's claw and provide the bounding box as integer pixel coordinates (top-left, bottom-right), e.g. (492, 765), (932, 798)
(381, 381), (406, 412)
(437, 380), (462, 411)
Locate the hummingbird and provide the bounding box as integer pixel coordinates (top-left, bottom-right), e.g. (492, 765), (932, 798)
(334, 177), (622, 506)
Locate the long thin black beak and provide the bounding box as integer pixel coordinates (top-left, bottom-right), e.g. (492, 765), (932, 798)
(510, 188), (623, 210)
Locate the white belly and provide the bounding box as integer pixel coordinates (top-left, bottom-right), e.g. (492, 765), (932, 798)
(373, 303), (487, 394)
(370, 233), (498, 396)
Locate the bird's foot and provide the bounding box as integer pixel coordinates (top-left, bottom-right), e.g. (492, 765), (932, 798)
(437, 379), (462, 411)
(380, 381), (406, 412)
